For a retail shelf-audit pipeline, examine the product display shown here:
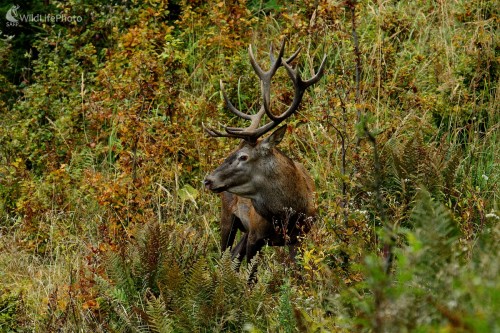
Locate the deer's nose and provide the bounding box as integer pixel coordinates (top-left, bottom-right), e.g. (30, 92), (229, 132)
(203, 178), (213, 189)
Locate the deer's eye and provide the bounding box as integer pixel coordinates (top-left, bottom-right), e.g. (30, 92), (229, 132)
(238, 155), (248, 161)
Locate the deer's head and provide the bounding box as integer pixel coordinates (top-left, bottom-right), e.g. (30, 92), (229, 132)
(203, 40), (326, 199)
(204, 125), (287, 196)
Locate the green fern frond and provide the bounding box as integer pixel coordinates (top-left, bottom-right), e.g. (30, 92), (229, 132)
(210, 251), (246, 327)
(216, 250), (244, 295)
(157, 259), (184, 296)
(104, 251), (135, 296)
(69, 146), (94, 179)
(94, 274), (140, 333)
(146, 294), (173, 333)
(185, 258), (212, 305)
(410, 190), (460, 273)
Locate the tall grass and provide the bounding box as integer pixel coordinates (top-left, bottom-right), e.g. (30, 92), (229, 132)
(0, 0), (498, 332)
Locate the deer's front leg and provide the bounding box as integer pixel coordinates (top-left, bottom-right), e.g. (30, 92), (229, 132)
(245, 232), (266, 282)
(221, 213), (240, 253)
(231, 233), (248, 265)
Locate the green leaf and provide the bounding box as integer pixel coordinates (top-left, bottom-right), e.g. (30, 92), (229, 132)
(178, 184), (199, 205)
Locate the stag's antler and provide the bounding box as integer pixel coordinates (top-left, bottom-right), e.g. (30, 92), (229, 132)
(204, 39), (326, 143)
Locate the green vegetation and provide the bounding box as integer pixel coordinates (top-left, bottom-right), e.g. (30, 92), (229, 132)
(0, 0), (498, 332)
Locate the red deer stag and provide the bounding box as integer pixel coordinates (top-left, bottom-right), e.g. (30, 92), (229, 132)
(204, 40), (326, 271)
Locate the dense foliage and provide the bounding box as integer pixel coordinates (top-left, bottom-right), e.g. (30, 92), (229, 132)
(0, 0), (498, 332)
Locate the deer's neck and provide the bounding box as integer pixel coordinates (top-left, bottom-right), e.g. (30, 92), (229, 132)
(250, 151), (313, 221)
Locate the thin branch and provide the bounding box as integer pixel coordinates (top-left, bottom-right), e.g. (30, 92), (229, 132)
(350, 0), (362, 121)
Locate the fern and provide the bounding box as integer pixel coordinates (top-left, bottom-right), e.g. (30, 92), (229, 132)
(146, 294), (173, 333)
(402, 133), (420, 177)
(104, 251), (136, 297)
(137, 221), (162, 293)
(69, 146), (94, 179)
(178, 258), (212, 330)
(93, 220), (277, 332)
(442, 150), (461, 194)
(97, 253), (144, 332)
(409, 190), (460, 277)
(185, 258), (212, 303)
(212, 251), (246, 329)
(216, 250), (244, 296)
(350, 191), (465, 331)
(381, 132), (463, 231)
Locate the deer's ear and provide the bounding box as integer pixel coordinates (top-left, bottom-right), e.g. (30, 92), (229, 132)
(261, 125), (287, 149)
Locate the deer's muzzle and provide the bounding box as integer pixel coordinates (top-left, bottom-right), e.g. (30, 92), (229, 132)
(203, 177), (227, 193)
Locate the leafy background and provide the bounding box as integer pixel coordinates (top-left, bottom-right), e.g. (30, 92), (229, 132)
(0, 0), (498, 332)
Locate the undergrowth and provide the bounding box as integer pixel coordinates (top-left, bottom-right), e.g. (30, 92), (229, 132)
(0, 0), (498, 332)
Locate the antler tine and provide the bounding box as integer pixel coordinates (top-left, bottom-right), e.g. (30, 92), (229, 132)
(269, 43), (276, 64)
(303, 53), (327, 86)
(261, 44), (301, 120)
(203, 122), (234, 138)
(220, 80), (252, 120)
(203, 121), (259, 140)
(205, 81), (262, 140)
(264, 53), (327, 122)
(249, 39), (285, 81)
(284, 46), (301, 64)
(271, 43), (301, 67)
(251, 39), (284, 120)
